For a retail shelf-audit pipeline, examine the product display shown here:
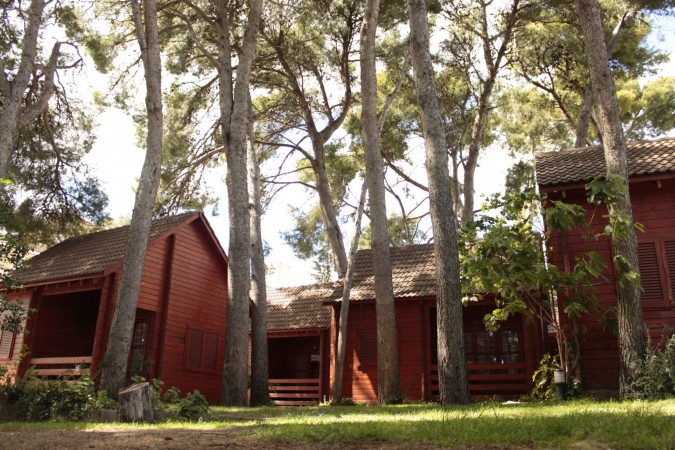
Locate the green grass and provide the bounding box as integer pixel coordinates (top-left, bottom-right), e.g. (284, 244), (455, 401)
(1, 399), (673, 449)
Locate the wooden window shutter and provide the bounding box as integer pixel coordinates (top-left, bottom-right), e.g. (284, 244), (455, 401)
(0, 330), (13, 359)
(665, 240), (675, 301)
(203, 331), (218, 370)
(187, 327), (203, 368)
(637, 242), (664, 302)
(358, 330), (377, 366)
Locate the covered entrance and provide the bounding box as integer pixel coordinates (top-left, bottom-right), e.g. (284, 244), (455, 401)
(267, 332), (326, 406)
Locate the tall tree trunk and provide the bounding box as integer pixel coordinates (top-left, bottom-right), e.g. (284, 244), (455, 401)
(248, 104), (270, 406)
(332, 180), (367, 402)
(575, 0), (646, 396)
(407, 0), (470, 405)
(99, 0), (163, 399)
(574, 8), (637, 148)
(0, 0), (50, 178)
(219, 0), (264, 406)
(360, 0), (401, 404)
(310, 140), (349, 277)
(460, 0), (520, 226)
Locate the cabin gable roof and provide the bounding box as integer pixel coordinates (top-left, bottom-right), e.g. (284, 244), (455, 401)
(15, 212), (204, 285)
(267, 244), (437, 330)
(534, 137), (675, 190)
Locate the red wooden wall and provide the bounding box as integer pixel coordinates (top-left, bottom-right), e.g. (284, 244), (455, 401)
(151, 219), (228, 404)
(330, 297), (540, 403)
(5, 216), (230, 404)
(545, 176), (675, 393)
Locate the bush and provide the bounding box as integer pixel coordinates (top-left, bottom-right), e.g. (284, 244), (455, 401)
(628, 334), (675, 400)
(178, 390), (209, 420)
(0, 371), (107, 421)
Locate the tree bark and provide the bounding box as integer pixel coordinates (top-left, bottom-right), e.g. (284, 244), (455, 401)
(575, 0), (646, 396)
(0, 0), (48, 178)
(248, 104), (270, 407)
(118, 382), (154, 423)
(310, 140), (349, 277)
(219, 0), (264, 406)
(407, 0), (470, 405)
(360, 0), (401, 404)
(100, 0), (164, 398)
(332, 181), (367, 402)
(574, 7), (637, 148)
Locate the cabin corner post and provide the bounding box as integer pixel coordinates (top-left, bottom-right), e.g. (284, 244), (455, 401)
(17, 287), (43, 377)
(91, 272), (117, 377)
(155, 233), (177, 379)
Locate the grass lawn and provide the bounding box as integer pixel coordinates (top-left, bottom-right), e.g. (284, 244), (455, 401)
(1, 399), (673, 449)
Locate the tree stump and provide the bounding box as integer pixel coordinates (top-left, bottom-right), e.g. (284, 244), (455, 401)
(118, 382), (154, 423)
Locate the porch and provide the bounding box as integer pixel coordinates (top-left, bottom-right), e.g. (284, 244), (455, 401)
(267, 333), (326, 406)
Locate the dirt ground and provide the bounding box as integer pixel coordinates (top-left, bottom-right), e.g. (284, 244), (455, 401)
(0, 427), (455, 450)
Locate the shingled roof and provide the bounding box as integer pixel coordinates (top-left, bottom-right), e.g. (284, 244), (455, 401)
(15, 212), (200, 284)
(534, 137), (675, 188)
(267, 244), (437, 330)
(267, 284), (340, 331)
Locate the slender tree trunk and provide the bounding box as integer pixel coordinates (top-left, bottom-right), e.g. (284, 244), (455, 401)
(219, 0), (264, 406)
(332, 181), (367, 402)
(575, 84), (594, 147)
(100, 0), (163, 399)
(574, 8), (636, 148)
(0, 0), (46, 178)
(310, 141), (349, 277)
(360, 0), (401, 404)
(407, 0), (470, 405)
(460, 0), (520, 226)
(248, 104), (270, 407)
(575, 0), (646, 396)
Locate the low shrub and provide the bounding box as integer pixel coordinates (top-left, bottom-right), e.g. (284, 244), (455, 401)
(178, 390), (209, 420)
(627, 333), (675, 400)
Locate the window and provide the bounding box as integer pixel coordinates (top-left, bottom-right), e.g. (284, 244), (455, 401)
(128, 320), (148, 377)
(184, 326), (219, 372)
(0, 330), (14, 359)
(464, 328), (522, 365)
(637, 237), (675, 306)
(429, 308), (522, 366)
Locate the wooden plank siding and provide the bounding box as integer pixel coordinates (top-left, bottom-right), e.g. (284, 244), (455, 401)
(544, 177), (675, 393)
(1, 214), (230, 405)
(156, 220), (228, 404)
(332, 298), (541, 403)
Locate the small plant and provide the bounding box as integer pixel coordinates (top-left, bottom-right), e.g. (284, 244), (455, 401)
(627, 334), (675, 400)
(92, 390), (118, 410)
(178, 390), (209, 420)
(529, 353), (560, 401)
(327, 397), (355, 406)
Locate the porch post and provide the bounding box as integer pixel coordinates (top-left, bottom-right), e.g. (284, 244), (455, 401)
(319, 329), (325, 402)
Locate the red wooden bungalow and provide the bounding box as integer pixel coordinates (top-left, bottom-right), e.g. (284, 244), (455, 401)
(0, 212), (228, 403)
(267, 244), (544, 403)
(265, 285), (334, 405)
(535, 137), (675, 395)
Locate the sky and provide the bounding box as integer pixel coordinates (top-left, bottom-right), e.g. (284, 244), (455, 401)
(82, 12), (675, 289)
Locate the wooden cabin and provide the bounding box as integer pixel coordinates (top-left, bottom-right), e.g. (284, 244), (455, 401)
(535, 137), (675, 395)
(0, 212), (228, 404)
(266, 285), (335, 405)
(267, 244), (544, 403)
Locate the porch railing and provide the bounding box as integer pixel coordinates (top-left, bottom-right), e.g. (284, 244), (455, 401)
(28, 356), (92, 379)
(429, 363), (530, 399)
(268, 378), (320, 406)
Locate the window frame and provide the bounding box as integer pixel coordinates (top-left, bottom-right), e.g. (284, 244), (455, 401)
(0, 329), (15, 360)
(637, 234), (675, 309)
(183, 324), (219, 374)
